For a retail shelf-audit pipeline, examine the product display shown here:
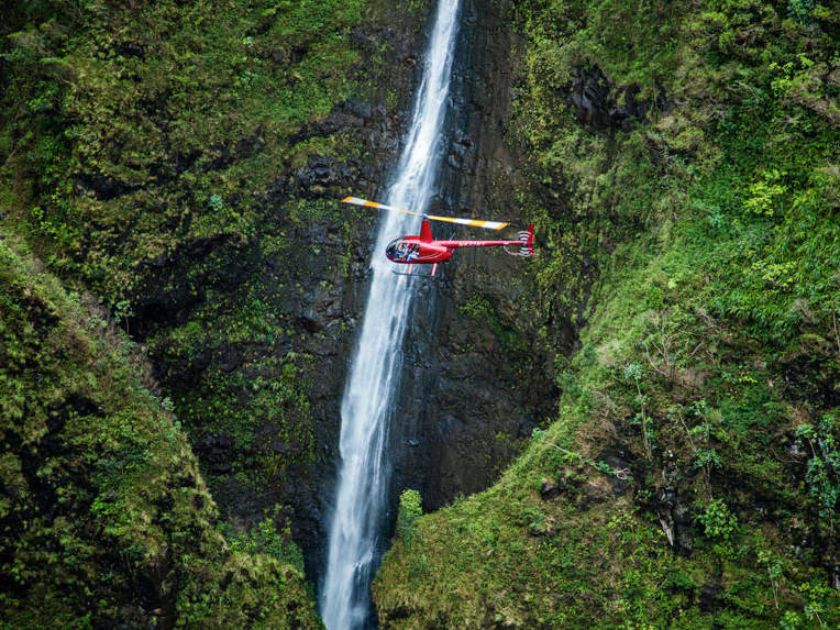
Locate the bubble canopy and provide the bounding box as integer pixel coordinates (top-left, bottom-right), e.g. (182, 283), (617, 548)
(385, 239), (416, 262)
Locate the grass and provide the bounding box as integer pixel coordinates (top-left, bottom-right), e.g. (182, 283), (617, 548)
(374, 1), (839, 626)
(0, 233), (320, 627)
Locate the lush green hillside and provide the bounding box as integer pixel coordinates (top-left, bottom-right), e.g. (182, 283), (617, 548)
(0, 0), (433, 591)
(0, 0), (402, 508)
(0, 0), (419, 625)
(374, 0), (839, 626)
(0, 236), (319, 627)
(2, 0), (368, 301)
(3, 0), (838, 626)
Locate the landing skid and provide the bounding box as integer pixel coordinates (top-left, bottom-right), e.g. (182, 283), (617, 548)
(392, 263), (439, 278)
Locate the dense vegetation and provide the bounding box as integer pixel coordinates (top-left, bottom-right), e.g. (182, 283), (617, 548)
(375, 0), (839, 626)
(1, 0), (422, 625)
(0, 236), (319, 626)
(3, 0), (838, 627)
(3, 0), (367, 301)
(0, 0), (404, 512)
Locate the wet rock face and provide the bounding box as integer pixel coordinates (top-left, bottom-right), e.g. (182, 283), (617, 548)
(137, 0), (564, 588)
(137, 5), (432, 586)
(276, 19), (433, 578)
(657, 485), (695, 555)
(567, 66), (671, 132)
(386, 0), (564, 514)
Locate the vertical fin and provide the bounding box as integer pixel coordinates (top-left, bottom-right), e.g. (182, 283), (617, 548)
(420, 220), (434, 242)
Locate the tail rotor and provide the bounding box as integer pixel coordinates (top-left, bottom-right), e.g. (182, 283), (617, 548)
(506, 224), (536, 257)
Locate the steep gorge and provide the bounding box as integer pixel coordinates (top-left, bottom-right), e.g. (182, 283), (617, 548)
(1, 0), (553, 624)
(1, 0), (438, 623)
(2, 0), (838, 628)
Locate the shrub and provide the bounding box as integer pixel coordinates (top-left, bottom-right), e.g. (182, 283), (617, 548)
(697, 498), (738, 541)
(396, 489), (423, 544)
(788, 0), (816, 23)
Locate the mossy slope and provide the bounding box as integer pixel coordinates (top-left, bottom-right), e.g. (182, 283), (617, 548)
(1, 0), (429, 573)
(374, 1), (839, 626)
(0, 235), (319, 627)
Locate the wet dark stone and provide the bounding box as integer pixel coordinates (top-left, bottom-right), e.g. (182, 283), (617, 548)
(699, 580), (724, 612)
(114, 41), (145, 59)
(518, 416), (538, 438)
(674, 500), (694, 554)
(567, 66), (669, 132)
(291, 45), (307, 63)
(569, 68), (613, 128)
(342, 98), (374, 120)
(217, 345), (242, 373)
(595, 450), (633, 496)
(74, 172), (138, 201)
(540, 478), (561, 501)
(297, 306), (324, 333)
(196, 434), (235, 474)
(657, 483), (694, 555)
(292, 156), (356, 198)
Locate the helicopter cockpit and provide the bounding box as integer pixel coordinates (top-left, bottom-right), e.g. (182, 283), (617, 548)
(385, 239), (419, 263)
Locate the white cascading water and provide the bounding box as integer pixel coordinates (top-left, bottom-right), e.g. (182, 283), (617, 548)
(320, 1), (462, 628)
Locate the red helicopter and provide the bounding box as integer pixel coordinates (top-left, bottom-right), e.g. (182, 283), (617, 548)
(342, 196), (535, 277)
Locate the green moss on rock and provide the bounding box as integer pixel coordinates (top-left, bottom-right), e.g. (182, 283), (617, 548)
(0, 235), (319, 627)
(374, 1), (839, 626)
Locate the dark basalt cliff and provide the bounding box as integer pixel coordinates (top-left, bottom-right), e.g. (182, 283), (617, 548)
(264, 0), (562, 582)
(142, 7), (436, 583)
(291, 0), (564, 583)
(386, 0), (561, 514)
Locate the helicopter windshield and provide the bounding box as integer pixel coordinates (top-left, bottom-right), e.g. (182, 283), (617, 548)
(386, 239), (406, 261)
(386, 239), (418, 263)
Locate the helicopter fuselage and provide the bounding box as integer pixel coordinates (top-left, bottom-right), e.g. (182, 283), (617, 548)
(384, 219), (533, 269)
(385, 237), (453, 265)
(342, 197), (534, 276)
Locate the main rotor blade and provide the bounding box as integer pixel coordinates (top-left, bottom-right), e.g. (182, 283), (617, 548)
(342, 196), (423, 218)
(341, 196), (509, 231)
(424, 214), (509, 231)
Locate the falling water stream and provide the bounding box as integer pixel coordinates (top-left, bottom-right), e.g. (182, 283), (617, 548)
(320, 1), (462, 628)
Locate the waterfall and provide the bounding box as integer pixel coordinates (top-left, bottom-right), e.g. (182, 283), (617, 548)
(320, 1), (462, 628)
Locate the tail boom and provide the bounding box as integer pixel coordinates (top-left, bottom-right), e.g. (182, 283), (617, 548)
(439, 224), (535, 256)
